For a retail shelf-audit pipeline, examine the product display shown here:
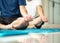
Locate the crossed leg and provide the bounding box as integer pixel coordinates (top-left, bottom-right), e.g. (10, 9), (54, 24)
(0, 17), (29, 30)
(0, 17), (44, 29)
(12, 17), (44, 29)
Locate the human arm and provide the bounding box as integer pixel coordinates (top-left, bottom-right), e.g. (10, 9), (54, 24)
(20, 6), (33, 21)
(18, 0), (33, 21)
(37, 5), (48, 22)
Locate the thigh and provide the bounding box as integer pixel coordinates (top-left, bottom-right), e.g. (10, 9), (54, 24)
(4, 17), (17, 25)
(0, 16), (17, 25)
(0, 16), (6, 24)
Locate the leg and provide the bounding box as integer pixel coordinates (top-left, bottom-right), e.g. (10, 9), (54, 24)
(0, 24), (11, 29)
(28, 17), (44, 28)
(0, 16), (12, 29)
(0, 17), (29, 30)
(11, 17), (29, 30)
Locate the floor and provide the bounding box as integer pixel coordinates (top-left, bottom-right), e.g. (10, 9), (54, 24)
(42, 24), (60, 28)
(28, 23), (60, 29)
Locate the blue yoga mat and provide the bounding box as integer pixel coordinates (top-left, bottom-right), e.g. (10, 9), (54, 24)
(26, 28), (60, 33)
(0, 30), (28, 37)
(0, 28), (60, 37)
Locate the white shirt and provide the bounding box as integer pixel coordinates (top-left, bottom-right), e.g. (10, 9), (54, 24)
(26, 0), (42, 18)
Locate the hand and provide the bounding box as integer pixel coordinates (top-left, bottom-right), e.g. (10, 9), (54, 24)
(41, 16), (48, 22)
(24, 15), (33, 22)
